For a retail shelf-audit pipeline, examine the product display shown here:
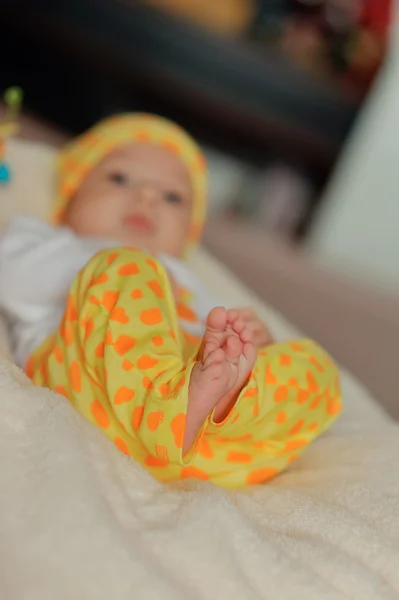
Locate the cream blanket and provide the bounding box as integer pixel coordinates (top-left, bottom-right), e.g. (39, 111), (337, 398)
(1, 140), (399, 599)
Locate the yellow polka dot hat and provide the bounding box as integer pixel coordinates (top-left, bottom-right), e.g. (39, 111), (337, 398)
(55, 113), (208, 253)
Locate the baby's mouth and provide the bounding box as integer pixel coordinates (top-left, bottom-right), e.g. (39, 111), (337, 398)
(124, 213), (155, 233)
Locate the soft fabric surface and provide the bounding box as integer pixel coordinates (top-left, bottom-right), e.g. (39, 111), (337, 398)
(1, 139), (399, 599)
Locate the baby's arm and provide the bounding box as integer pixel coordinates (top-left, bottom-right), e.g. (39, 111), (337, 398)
(0, 216), (116, 317)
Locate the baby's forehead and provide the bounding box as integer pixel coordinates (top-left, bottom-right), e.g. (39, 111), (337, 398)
(101, 142), (192, 187)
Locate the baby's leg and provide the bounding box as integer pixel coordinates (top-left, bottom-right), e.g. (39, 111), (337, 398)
(188, 339), (342, 488)
(28, 248), (208, 472)
(184, 306), (257, 450)
(28, 248), (259, 482)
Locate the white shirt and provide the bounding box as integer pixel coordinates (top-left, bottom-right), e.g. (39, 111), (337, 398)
(0, 217), (216, 368)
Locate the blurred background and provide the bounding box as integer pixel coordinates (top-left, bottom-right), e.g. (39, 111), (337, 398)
(0, 0), (398, 416)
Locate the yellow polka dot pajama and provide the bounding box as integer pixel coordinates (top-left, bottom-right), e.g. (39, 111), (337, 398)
(27, 248), (342, 489)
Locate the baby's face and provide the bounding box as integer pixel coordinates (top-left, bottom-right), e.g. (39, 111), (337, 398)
(63, 143), (194, 257)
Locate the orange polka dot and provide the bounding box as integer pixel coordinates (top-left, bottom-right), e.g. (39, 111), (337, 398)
(69, 361), (81, 393)
(25, 356), (34, 378)
(136, 130), (150, 142)
(159, 382), (172, 397)
(65, 295), (78, 322)
(296, 389), (310, 404)
(114, 386), (135, 405)
(244, 387), (258, 398)
(309, 356), (324, 372)
(176, 302), (198, 323)
(287, 377), (299, 387)
(118, 262), (140, 276)
(62, 323), (74, 346)
(171, 413), (186, 448)
(145, 455), (169, 468)
(288, 454), (299, 464)
(265, 364), (277, 384)
(84, 318), (94, 341)
(188, 222), (202, 241)
(132, 406), (144, 432)
(54, 347), (63, 364)
(107, 252), (119, 264)
(327, 396), (341, 415)
(95, 343), (105, 359)
(140, 307), (163, 326)
(146, 258), (159, 273)
(110, 307), (129, 324)
(253, 403), (259, 417)
(40, 361), (49, 383)
(137, 355), (159, 370)
(122, 359), (134, 371)
(91, 273), (109, 286)
(246, 468), (278, 485)
(307, 371), (318, 392)
(280, 354), (291, 367)
(226, 452), (253, 464)
(276, 411), (287, 424)
(88, 294), (101, 306)
(291, 342), (304, 351)
(282, 439), (308, 454)
(131, 288), (144, 300)
(310, 395), (322, 409)
(113, 335), (136, 356)
(54, 385), (68, 398)
(90, 400), (110, 429)
(197, 153), (206, 171)
(102, 290), (119, 312)
(252, 441), (266, 449)
(142, 377), (155, 390)
(289, 419), (305, 436)
(114, 438), (130, 456)
(105, 330), (114, 345)
(180, 466), (209, 481)
(147, 411), (164, 431)
(308, 422), (319, 431)
(163, 139), (180, 154)
(152, 336), (164, 347)
(175, 376), (185, 392)
(198, 437), (214, 459)
(274, 386), (288, 403)
(147, 279), (164, 299)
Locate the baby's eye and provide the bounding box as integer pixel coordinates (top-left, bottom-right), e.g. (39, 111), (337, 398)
(108, 172), (129, 186)
(164, 190), (183, 204)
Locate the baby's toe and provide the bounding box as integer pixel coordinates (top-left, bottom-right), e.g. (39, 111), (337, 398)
(225, 334), (242, 362)
(207, 307), (227, 331)
(240, 326), (254, 344)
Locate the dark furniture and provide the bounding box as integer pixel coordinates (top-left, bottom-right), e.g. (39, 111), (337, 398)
(0, 0), (360, 236)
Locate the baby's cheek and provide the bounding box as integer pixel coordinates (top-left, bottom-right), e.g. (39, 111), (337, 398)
(166, 229), (187, 257)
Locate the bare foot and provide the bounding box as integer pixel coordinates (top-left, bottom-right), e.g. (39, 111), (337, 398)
(212, 308), (258, 423)
(183, 307), (256, 452)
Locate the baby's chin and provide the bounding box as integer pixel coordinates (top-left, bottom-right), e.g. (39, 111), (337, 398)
(116, 228), (155, 253)
(111, 228), (184, 258)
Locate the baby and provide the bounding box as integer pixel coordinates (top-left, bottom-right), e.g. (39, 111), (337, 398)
(0, 114), (341, 488)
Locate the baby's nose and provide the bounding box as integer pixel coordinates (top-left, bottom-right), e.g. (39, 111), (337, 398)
(136, 182), (161, 206)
